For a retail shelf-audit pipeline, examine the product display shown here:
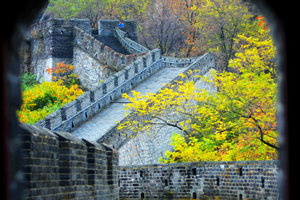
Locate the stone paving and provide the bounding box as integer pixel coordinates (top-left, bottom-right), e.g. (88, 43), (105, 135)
(71, 67), (187, 141)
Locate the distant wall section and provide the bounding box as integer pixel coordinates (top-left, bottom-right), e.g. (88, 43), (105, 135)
(119, 161), (279, 200)
(98, 20), (138, 42)
(73, 26), (143, 90)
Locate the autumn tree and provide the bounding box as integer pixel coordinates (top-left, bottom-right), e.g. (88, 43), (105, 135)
(192, 0), (255, 71)
(104, 0), (150, 20)
(118, 20), (278, 162)
(77, 0), (108, 28)
(170, 0), (204, 57)
(48, 0), (108, 28)
(48, 0), (81, 21)
(138, 0), (186, 55)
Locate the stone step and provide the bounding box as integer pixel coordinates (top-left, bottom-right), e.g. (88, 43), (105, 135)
(93, 35), (130, 55)
(71, 67), (187, 142)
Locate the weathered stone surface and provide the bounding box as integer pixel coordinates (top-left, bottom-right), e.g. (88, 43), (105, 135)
(98, 20), (138, 42)
(119, 161), (279, 200)
(20, 123), (119, 200)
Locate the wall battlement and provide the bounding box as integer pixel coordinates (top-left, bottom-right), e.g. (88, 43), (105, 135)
(28, 18), (144, 85)
(120, 161), (279, 200)
(21, 122), (279, 200)
(73, 26), (147, 89)
(21, 123), (119, 200)
(29, 18), (91, 82)
(99, 52), (215, 152)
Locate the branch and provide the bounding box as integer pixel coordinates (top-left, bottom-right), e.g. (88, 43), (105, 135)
(152, 116), (189, 135)
(255, 136), (279, 150)
(208, 101), (279, 151)
(250, 116), (279, 151)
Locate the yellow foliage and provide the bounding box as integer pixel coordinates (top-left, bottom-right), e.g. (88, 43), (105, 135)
(17, 80), (84, 125)
(119, 27), (278, 163)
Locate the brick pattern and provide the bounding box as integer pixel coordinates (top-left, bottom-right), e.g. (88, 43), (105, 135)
(21, 123), (119, 200)
(29, 19), (91, 82)
(119, 161), (279, 200)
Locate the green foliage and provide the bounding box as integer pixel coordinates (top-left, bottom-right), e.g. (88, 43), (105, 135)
(29, 92), (59, 111)
(49, 0), (82, 21)
(18, 80), (84, 124)
(48, 0), (109, 27)
(192, 0), (256, 70)
(105, 0), (150, 20)
(18, 64), (84, 125)
(21, 73), (38, 91)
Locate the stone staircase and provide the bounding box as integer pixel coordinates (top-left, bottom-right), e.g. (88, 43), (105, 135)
(72, 66), (188, 142)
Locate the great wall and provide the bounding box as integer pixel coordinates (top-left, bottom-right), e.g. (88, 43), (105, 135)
(21, 18), (279, 199)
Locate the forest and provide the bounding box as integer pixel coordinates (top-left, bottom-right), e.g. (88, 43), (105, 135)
(29, 0), (278, 162)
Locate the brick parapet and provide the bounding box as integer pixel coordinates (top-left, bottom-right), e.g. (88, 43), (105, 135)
(20, 123), (119, 200)
(119, 160), (279, 200)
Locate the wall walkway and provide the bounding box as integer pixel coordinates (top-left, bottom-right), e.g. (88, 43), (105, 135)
(72, 66), (187, 142)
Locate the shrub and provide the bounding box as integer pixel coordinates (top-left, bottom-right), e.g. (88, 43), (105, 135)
(21, 73), (38, 91)
(18, 80), (84, 124)
(46, 62), (81, 88)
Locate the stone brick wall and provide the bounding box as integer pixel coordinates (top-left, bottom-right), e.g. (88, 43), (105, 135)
(29, 18), (143, 86)
(20, 123), (279, 200)
(21, 123), (119, 200)
(162, 56), (200, 68)
(119, 161), (279, 200)
(29, 18), (91, 82)
(73, 26), (145, 89)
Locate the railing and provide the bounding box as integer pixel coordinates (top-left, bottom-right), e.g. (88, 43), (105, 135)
(115, 28), (149, 54)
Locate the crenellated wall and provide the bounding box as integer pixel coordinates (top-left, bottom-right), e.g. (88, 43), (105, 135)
(98, 20), (138, 42)
(34, 49), (161, 132)
(162, 56), (200, 68)
(19, 18), (281, 200)
(21, 123), (119, 200)
(28, 18), (146, 88)
(20, 122), (279, 200)
(119, 161), (279, 200)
